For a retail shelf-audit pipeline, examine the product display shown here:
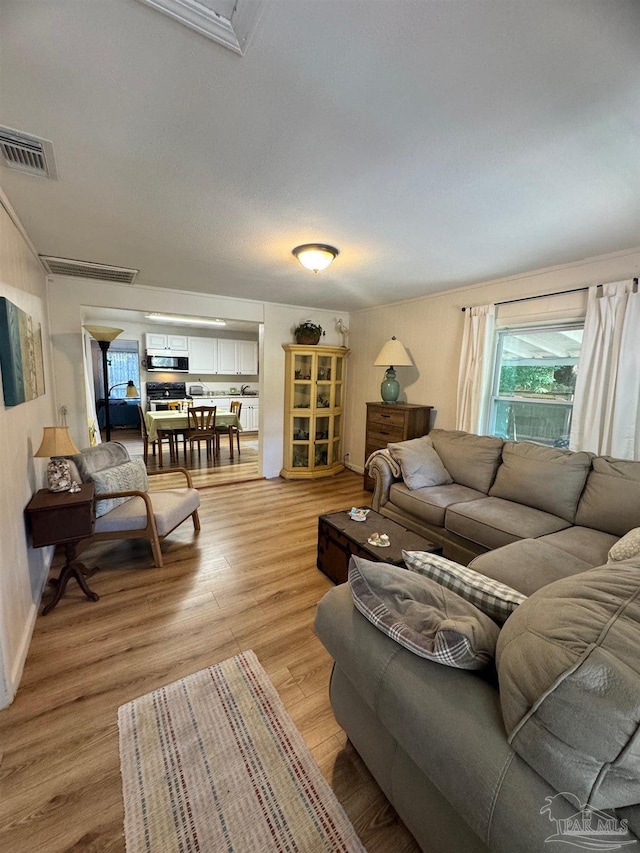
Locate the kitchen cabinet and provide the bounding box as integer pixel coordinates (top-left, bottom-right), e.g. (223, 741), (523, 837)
(187, 338), (258, 375)
(280, 344), (349, 479)
(188, 337), (218, 374)
(145, 333), (188, 354)
(239, 399), (259, 432)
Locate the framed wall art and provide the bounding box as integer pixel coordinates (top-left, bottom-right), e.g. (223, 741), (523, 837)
(0, 296), (46, 407)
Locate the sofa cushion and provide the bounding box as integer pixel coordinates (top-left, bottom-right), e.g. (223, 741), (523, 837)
(387, 435), (453, 490)
(91, 458), (148, 517)
(389, 482), (487, 527)
(402, 550), (526, 624)
(348, 557), (499, 669)
(575, 456), (640, 537)
(496, 560), (640, 809)
(609, 527), (640, 562)
(539, 526), (619, 567)
(446, 497), (570, 550)
(429, 429), (503, 494)
(93, 488), (200, 535)
(489, 441), (592, 522)
(67, 440), (130, 482)
(469, 539), (594, 596)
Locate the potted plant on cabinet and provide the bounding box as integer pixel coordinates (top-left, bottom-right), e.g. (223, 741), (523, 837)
(294, 321), (325, 345)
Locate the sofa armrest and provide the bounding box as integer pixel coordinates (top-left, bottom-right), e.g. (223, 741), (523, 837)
(148, 467), (194, 488)
(368, 453), (400, 511)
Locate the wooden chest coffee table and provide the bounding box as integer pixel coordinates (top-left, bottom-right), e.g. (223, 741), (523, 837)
(317, 508), (440, 584)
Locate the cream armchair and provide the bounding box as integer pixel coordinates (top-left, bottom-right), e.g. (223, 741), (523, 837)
(62, 441), (200, 567)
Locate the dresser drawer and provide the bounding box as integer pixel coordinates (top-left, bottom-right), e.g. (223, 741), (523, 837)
(367, 406), (409, 429)
(367, 423), (405, 443)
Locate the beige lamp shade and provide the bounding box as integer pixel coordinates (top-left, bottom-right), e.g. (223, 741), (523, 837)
(125, 381), (139, 397)
(83, 325), (124, 342)
(35, 427), (81, 491)
(34, 426), (80, 458)
(373, 337), (412, 367)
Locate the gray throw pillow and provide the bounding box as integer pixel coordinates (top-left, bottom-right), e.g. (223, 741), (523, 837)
(91, 458), (148, 517)
(348, 556), (499, 669)
(388, 435), (453, 490)
(402, 550), (526, 625)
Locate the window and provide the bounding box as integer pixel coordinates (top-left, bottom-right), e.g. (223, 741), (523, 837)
(487, 323), (583, 448)
(92, 340), (140, 399)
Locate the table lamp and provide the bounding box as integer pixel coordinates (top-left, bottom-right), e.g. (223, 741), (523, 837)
(34, 426), (81, 492)
(373, 336), (412, 403)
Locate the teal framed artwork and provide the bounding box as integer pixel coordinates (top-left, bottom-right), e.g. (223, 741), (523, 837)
(0, 297), (46, 407)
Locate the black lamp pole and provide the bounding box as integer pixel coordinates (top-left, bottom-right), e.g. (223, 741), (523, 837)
(98, 339), (113, 442)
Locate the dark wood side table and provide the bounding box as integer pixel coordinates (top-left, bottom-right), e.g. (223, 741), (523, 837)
(317, 508), (440, 585)
(26, 483), (100, 615)
(364, 402), (433, 490)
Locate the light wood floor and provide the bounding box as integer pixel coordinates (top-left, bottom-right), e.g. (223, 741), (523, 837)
(0, 471), (421, 852)
(108, 427), (262, 487)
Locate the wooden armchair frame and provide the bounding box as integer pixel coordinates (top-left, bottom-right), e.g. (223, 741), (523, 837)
(81, 467), (200, 567)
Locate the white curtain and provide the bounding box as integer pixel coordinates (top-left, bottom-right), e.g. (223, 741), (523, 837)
(570, 280), (640, 458)
(456, 304), (495, 433)
(83, 333), (100, 446)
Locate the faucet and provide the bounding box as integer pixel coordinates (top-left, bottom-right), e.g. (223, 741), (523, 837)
(241, 384), (250, 395)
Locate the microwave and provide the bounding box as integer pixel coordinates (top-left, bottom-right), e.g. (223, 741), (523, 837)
(146, 354), (189, 372)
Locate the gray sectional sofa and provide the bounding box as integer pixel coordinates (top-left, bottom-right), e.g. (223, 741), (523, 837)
(315, 430), (640, 852)
(368, 429), (639, 582)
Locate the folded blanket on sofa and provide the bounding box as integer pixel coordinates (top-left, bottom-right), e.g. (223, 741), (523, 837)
(365, 448), (401, 478)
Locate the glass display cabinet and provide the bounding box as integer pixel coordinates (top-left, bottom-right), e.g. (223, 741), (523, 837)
(280, 344), (349, 479)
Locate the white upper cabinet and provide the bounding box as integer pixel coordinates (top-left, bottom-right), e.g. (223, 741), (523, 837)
(187, 337), (258, 375)
(236, 340), (258, 374)
(217, 339), (238, 374)
(145, 333), (188, 354)
(188, 337), (218, 373)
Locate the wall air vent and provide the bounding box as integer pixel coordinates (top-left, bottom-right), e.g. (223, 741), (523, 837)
(39, 256), (139, 285)
(0, 126), (59, 179)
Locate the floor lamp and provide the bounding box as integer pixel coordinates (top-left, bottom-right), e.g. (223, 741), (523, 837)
(83, 325), (124, 442)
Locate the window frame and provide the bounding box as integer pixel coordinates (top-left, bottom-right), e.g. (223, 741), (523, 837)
(485, 320), (584, 447)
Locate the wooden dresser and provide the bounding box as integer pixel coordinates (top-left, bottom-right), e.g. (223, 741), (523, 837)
(364, 402), (433, 491)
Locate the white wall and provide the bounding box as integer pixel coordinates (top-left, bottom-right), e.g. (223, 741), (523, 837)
(343, 247), (640, 472)
(0, 193), (57, 708)
(47, 277), (349, 479)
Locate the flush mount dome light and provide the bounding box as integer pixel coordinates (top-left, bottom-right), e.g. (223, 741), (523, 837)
(292, 243), (339, 272)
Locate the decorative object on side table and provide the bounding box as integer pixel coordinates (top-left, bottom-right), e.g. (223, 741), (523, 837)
(373, 336), (413, 403)
(34, 426), (81, 492)
(294, 321), (325, 345)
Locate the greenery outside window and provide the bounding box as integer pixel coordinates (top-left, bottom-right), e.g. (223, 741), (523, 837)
(487, 323), (583, 447)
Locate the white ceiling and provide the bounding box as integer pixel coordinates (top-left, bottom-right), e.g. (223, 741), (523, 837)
(1, 0), (639, 311)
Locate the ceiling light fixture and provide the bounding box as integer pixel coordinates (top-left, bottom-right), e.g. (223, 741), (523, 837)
(292, 244), (339, 273)
(144, 313), (227, 327)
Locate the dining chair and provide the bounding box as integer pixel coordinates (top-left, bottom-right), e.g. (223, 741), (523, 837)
(186, 405), (217, 461)
(216, 400), (242, 457)
(138, 404), (167, 464)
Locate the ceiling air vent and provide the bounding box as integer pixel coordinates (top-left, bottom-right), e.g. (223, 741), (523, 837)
(0, 126), (59, 179)
(39, 256), (139, 285)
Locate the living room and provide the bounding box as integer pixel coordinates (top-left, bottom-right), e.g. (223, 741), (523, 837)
(1, 1), (639, 850)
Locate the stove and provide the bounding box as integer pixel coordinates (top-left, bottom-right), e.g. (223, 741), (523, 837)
(146, 381), (190, 410)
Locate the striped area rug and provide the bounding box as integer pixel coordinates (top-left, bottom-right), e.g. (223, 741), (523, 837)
(118, 650), (366, 852)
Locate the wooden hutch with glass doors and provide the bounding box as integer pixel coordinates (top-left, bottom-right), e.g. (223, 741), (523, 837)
(280, 344), (349, 479)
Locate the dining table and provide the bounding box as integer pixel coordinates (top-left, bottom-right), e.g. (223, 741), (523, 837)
(145, 409), (242, 466)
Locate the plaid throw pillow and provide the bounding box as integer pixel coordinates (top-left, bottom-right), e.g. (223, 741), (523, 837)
(348, 557), (499, 669)
(402, 551), (526, 625)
